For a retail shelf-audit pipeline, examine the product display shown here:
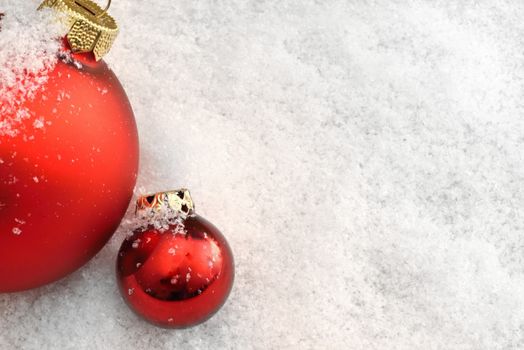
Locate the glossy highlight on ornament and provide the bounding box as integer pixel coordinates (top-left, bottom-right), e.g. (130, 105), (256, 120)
(116, 190), (234, 328)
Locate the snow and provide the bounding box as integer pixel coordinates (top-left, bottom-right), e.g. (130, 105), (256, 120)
(132, 201), (189, 233)
(0, 1), (66, 136)
(2, 0), (524, 349)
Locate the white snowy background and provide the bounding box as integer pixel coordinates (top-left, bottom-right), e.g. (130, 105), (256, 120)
(2, 0), (524, 349)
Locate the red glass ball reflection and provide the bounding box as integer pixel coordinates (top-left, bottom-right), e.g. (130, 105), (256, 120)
(116, 215), (234, 328)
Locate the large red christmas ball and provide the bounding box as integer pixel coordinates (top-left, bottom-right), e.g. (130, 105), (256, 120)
(0, 49), (139, 292)
(116, 215), (234, 328)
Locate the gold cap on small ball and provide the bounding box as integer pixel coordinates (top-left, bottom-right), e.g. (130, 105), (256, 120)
(136, 189), (195, 216)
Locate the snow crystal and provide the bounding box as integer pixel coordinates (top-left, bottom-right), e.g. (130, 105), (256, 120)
(32, 118), (45, 129)
(131, 239), (140, 248)
(0, 0), (66, 137)
(11, 227), (21, 235)
(131, 199), (190, 234)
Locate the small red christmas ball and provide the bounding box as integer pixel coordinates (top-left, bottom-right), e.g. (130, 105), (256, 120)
(116, 190), (234, 328)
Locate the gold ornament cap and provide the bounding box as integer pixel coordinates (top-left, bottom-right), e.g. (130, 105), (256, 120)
(39, 0), (118, 61)
(136, 189), (195, 216)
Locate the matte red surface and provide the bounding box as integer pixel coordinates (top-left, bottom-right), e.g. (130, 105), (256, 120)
(116, 215), (234, 328)
(0, 51), (139, 292)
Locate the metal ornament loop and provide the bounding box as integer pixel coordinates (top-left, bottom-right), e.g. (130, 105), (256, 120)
(98, 0), (111, 16)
